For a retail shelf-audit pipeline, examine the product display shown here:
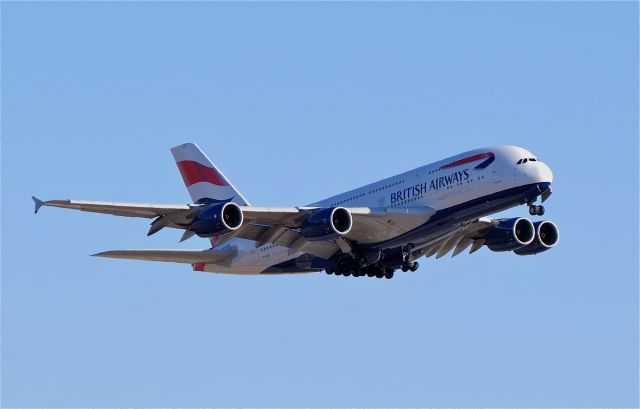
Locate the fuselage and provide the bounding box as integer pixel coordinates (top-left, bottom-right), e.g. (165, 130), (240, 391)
(202, 145), (553, 274)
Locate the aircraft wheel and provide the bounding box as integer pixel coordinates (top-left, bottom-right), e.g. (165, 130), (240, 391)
(325, 269), (333, 275)
(536, 205), (545, 216)
(343, 270), (351, 277)
(366, 270), (375, 278)
(401, 265), (409, 272)
(410, 262), (419, 272)
(375, 271), (385, 279)
(384, 270), (394, 279)
(529, 205), (537, 215)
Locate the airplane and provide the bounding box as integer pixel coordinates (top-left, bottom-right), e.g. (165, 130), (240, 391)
(33, 143), (559, 279)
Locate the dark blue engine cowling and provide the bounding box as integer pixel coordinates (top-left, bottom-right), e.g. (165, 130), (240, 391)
(189, 202), (243, 237)
(300, 207), (352, 241)
(485, 217), (535, 252)
(514, 221), (560, 255)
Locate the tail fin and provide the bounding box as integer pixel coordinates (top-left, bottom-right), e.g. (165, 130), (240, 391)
(171, 143), (250, 206)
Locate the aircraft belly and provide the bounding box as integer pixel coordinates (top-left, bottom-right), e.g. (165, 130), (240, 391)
(201, 246), (304, 275)
(201, 264), (265, 275)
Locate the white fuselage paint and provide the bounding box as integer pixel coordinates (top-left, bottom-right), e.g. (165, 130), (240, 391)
(202, 145), (553, 275)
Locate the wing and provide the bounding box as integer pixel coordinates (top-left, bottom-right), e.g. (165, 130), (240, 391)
(411, 217), (496, 260)
(93, 248), (236, 264)
(33, 196), (436, 260)
(221, 206), (436, 259)
(236, 206), (435, 243)
(33, 197), (192, 217)
(33, 196), (197, 235)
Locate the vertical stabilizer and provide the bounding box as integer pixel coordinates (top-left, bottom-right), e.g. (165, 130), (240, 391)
(171, 143), (250, 206)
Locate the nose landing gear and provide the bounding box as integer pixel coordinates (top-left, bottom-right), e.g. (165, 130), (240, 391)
(529, 204), (545, 216)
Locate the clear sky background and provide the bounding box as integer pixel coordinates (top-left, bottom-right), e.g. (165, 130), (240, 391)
(2, 2), (638, 407)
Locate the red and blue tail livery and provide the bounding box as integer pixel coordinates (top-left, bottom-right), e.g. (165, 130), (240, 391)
(171, 143), (249, 206)
(33, 144), (557, 279)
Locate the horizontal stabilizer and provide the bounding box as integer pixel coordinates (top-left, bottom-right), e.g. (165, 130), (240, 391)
(92, 248), (235, 264)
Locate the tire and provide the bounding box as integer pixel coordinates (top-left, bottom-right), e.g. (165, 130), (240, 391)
(325, 269), (333, 275)
(343, 270), (351, 277)
(384, 271), (394, 279)
(401, 266), (409, 272)
(529, 205), (536, 215)
(536, 205), (545, 216)
(410, 262), (419, 272)
(375, 271), (384, 279)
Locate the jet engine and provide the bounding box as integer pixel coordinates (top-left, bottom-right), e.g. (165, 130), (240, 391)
(514, 221), (559, 255)
(189, 202), (243, 237)
(485, 217), (535, 252)
(301, 207), (352, 241)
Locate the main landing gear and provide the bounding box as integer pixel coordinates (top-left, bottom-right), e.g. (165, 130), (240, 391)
(401, 261), (419, 272)
(326, 252), (422, 279)
(325, 266), (395, 279)
(529, 204), (545, 216)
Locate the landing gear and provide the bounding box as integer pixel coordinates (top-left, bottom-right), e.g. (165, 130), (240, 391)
(529, 204), (545, 216)
(331, 254), (405, 279)
(328, 265), (398, 279)
(401, 261), (419, 272)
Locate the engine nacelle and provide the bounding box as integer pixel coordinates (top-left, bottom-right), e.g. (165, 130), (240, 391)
(190, 202), (243, 237)
(485, 217), (535, 252)
(301, 207), (352, 241)
(514, 221), (559, 255)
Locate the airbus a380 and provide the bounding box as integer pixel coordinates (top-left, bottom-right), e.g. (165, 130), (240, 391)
(33, 143), (558, 279)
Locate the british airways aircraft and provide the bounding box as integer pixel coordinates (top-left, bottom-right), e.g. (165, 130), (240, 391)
(33, 143), (558, 279)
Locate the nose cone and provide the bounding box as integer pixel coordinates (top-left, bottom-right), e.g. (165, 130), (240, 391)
(533, 161), (553, 184)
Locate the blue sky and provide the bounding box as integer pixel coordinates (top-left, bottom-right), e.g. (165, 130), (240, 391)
(2, 2), (638, 407)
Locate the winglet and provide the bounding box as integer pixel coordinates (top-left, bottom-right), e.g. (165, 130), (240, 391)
(32, 196), (45, 214)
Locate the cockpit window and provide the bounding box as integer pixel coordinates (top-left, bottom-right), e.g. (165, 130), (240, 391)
(516, 159), (522, 164)
(529, 158), (537, 162)
(523, 158), (528, 163)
